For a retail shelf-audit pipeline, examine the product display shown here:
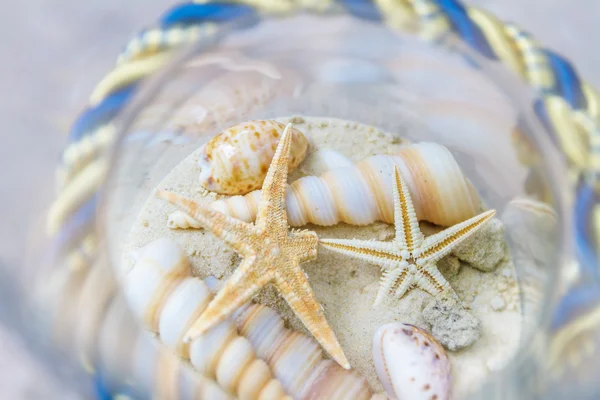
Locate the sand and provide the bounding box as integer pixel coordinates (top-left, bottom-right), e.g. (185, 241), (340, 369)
(122, 116), (522, 398)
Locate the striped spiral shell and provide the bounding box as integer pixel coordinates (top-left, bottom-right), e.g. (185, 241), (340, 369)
(124, 237), (288, 399)
(99, 295), (231, 400)
(124, 237), (374, 399)
(209, 142), (481, 227)
(167, 148), (353, 230)
(235, 303), (372, 400)
(198, 120), (309, 195)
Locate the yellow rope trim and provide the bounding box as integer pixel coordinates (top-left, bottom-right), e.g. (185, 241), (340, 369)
(90, 52), (174, 105)
(503, 23), (555, 91)
(408, 0), (450, 40)
(58, 125), (116, 190)
(196, 0), (297, 14)
(544, 96), (589, 169)
(583, 83), (600, 123)
(375, 0), (418, 32)
(467, 8), (525, 78)
(47, 158), (108, 235)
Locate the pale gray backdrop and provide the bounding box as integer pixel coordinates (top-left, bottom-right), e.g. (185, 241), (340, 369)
(0, 0), (597, 398)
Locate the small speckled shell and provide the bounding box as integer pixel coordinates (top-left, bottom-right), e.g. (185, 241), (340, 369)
(198, 120), (309, 195)
(373, 323), (451, 400)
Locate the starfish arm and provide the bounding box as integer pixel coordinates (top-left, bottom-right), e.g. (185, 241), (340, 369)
(373, 265), (411, 307)
(319, 238), (401, 270)
(419, 209), (496, 263)
(275, 267), (350, 370)
(288, 230), (319, 264)
(392, 166), (424, 252)
(184, 256), (270, 341)
(414, 263), (458, 301)
(157, 190), (254, 254)
(255, 123), (294, 233)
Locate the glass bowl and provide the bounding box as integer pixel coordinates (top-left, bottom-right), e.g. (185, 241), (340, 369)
(19, 3), (600, 399)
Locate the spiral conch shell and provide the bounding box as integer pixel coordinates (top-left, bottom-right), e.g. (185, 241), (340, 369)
(198, 120), (309, 195)
(373, 323), (451, 400)
(209, 142), (482, 227)
(124, 237), (288, 399)
(125, 237), (373, 399)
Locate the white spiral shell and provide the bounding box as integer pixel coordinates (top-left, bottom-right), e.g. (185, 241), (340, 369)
(124, 237), (288, 399)
(167, 148), (354, 230)
(125, 237), (373, 399)
(235, 303), (373, 400)
(373, 323), (451, 400)
(198, 120), (309, 195)
(209, 142), (481, 227)
(168, 210), (203, 230)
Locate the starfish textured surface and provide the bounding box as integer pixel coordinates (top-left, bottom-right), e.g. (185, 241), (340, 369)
(320, 166), (496, 307)
(157, 124), (350, 369)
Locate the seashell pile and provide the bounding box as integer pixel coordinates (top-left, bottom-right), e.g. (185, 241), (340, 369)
(208, 142), (481, 227)
(124, 237), (374, 399)
(373, 323), (451, 400)
(198, 120), (309, 195)
(107, 116), (521, 398)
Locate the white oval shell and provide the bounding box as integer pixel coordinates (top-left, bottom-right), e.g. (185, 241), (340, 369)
(210, 142), (481, 227)
(373, 323), (451, 400)
(198, 120), (309, 195)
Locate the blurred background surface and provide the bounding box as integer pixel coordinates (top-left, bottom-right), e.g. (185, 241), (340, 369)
(0, 0), (598, 398)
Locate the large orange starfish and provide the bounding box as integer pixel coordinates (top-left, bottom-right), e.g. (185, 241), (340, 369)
(157, 124), (350, 369)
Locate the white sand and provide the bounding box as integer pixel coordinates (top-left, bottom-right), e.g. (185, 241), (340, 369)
(122, 116), (522, 398)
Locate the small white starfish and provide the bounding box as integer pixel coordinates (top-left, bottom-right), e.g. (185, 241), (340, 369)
(320, 166), (496, 306)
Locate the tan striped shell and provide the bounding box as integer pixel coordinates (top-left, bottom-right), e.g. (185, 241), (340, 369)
(208, 142), (481, 227)
(235, 303), (372, 400)
(124, 238), (288, 399)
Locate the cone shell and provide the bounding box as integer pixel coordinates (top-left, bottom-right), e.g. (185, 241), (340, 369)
(373, 323), (451, 400)
(236, 303), (373, 400)
(125, 238), (288, 399)
(198, 120), (309, 195)
(210, 142), (481, 227)
(131, 330), (231, 400)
